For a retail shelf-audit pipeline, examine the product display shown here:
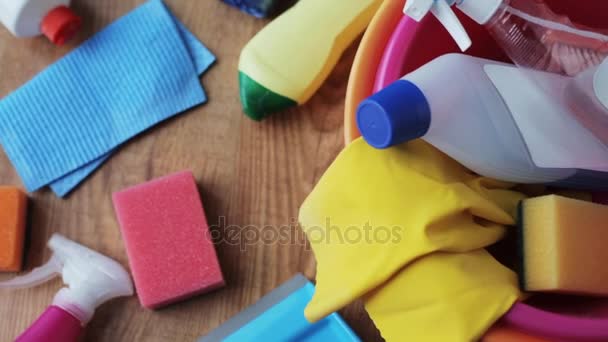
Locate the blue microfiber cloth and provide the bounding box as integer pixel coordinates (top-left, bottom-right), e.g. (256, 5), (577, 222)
(49, 18), (215, 197)
(50, 156), (109, 196)
(0, 0), (215, 196)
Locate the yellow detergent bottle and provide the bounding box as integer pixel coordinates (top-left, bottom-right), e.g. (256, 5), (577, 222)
(238, 0), (382, 120)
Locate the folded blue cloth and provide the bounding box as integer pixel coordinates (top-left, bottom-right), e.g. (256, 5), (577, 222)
(50, 155), (109, 197)
(0, 0), (215, 196)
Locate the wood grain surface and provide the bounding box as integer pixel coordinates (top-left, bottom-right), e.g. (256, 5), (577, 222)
(0, 0), (383, 341)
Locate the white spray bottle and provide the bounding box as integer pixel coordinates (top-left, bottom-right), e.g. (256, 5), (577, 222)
(356, 53), (608, 189)
(403, 0), (608, 75)
(402, 0), (608, 146)
(0, 234), (133, 342)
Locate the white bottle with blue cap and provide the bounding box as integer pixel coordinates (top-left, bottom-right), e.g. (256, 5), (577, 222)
(357, 53), (608, 189)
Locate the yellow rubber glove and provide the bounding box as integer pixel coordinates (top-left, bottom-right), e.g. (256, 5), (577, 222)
(298, 138), (525, 340)
(363, 250), (520, 341)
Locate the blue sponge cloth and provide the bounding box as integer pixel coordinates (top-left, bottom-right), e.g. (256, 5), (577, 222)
(0, 0), (215, 196)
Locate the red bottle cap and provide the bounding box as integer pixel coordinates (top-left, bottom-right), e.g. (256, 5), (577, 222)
(41, 6), (81, 45)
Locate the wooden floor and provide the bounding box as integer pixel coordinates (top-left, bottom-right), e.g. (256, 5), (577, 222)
(0, 0), (383, 341)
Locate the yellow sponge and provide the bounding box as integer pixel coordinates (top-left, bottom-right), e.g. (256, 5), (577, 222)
(519, 195), (608, 296)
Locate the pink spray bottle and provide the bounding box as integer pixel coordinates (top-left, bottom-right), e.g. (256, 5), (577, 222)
(0, 234), (134, 342)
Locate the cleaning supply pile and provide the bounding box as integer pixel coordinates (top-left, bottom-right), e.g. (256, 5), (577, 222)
(1, 0), (608, 341)
(303, 0), (608, 340)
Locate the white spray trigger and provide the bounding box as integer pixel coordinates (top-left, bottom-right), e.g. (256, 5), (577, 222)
(404, 0), (472, 51)
(0, 234), (133, 323)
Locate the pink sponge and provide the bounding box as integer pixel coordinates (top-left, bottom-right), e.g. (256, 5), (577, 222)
(112, 170), (224, 309)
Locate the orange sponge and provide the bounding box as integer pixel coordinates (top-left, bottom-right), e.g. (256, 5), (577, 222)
(519, 195), (608, 296)
(0, 186), (27, 272)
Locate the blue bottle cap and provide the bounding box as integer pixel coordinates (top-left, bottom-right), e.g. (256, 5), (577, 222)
(356, 80), (431, 149)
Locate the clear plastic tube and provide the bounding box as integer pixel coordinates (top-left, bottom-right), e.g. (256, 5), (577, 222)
(486, 0), (608, 76)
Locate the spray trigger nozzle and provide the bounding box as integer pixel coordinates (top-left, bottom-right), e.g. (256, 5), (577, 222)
(0, 234), (133, 323)
(404, 0), (472, 51)
(0, 254), (62, 289)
